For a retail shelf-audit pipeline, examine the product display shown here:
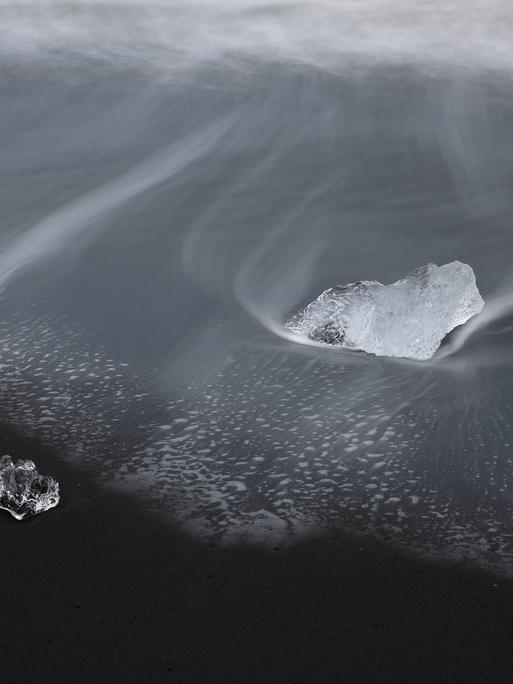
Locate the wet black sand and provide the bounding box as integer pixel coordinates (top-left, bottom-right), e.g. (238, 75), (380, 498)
(2, 428), (513, 683)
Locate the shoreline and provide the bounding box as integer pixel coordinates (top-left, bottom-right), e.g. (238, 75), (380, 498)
(3, 425), (513, 681)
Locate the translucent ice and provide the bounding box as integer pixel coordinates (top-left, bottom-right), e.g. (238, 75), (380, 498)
(286, 262), (484, 360)
(0, 456), (59, 520)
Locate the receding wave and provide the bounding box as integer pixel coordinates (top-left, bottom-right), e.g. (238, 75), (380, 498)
(2, 1), (513, 576)
(2, 1), (513, 73)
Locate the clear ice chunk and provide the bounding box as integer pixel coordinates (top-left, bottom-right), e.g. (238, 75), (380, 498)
(0, 455), (59, 520)
(286, 261), (484, 360)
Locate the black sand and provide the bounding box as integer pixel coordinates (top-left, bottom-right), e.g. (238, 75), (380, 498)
(3, 428), (513, 683)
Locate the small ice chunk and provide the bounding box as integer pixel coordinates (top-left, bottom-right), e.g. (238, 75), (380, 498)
(0, 456), (59, 520)
(286, 261), (484, 360)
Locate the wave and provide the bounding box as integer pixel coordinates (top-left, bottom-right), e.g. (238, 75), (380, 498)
(0, 115), (235, 291)
(2, 1), (513, 73)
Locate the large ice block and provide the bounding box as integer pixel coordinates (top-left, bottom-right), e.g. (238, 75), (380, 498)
(286, 262), (484, 360)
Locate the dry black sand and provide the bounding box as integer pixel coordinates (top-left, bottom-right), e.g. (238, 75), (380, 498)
(2, 428), (513, 683)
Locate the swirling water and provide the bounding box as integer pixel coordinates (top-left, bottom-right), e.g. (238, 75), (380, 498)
(3, 1), (513, 573)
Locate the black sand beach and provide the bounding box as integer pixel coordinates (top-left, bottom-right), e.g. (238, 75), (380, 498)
(3, 430), (513, 683)
(4, 4), (513, 681)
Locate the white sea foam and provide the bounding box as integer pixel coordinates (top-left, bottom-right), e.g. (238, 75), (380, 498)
(1, 1), (513, 72)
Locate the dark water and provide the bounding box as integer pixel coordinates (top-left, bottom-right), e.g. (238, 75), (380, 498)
(3, 3), (513, 573)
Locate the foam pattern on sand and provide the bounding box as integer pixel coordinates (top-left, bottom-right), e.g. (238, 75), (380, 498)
(0, 307), (512, 573)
